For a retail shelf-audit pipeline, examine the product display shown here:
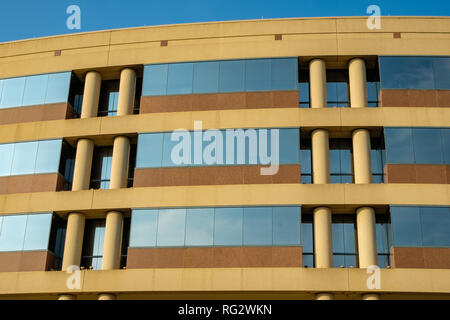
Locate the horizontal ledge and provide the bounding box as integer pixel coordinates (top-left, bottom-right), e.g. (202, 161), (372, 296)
(0, 107), (449, 145)
(1, 268), (450, 295)
(0, 184), (448, 216)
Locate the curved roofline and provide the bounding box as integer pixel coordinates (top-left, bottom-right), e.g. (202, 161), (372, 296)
(2, 15), (450, 44)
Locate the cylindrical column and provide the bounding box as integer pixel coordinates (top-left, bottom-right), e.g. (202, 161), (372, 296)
(352, 128), (372, 184)
(98, 293), (116, 300)
(311, 129), (330, 184)
(80, 71), (101, 118)
(58, 294), (76, 300)
(109, 136), (131, 189)
(309, 59), (327, 108)
(349, 58), (368, 109)
(101, 211), (124, 270)
(314, 207), (333, 268)
(117, 68), (137, 116)
(72, 138), (94, 191)
(61, 212), (85, 271)
(356, 207), (378, 268)
(316, 293), (334, 300)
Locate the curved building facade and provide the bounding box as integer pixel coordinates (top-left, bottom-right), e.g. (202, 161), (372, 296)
(0, 16), (449, 300)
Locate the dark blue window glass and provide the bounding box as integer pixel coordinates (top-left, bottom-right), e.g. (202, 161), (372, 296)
(406, 57), (434, 89)
(136, 133), (164, 168)
(167, 63), (193, 95)
(300, 139), (311, 184)
(214, 207), (243, 246)
(332, 216), (357, 267)
(391, 206), (421, 246)
(299, 82), (310, 108)
(442, 128), (450, 164)
(379, 57), (409, 89)
(385, 128), (414, 163)
(157, 209), (186, 247)
(433, 58), (450, 89)
(142, 64), (168, 96)
(193, 62), (219, 94)
(185, 208), (214, 246)
(129, 209), (158, 247)
(243, 207), (272, 246)
(412, 128), (443, 164)
(90, 147), (113, 189)
(271, 58), (298, 91)
(245, 59), (271, 91)
(376, 216), (391, 267)
(22, 74), (48, 106)
(367, 81), (380, 107)
(420, 207), (450, 247)
(273, 207), (300, 246)
(279, 128), (300, 164)
(330, 139), (353, 183)
(371, 138), (385, 183)
(45, 72), (71, 104)
(218, 60), (245, 92)
(0, 77), (26, 108)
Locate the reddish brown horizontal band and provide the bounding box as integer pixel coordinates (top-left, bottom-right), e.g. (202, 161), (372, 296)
(385, 164), (450, 184)
(0, 103), (74, 125)
(0, 173), (67, 195)
(126, 246), (302, 269)
(0, 250), (55, 272)
(133, 165), (301, 187)
(380, 89), (450, 108)
(140, 90), (299, 113)
(390, 247), (450, 269)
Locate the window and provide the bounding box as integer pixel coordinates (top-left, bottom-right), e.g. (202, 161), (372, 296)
(301, 215), (314, 267)
(391, 206), (422, 246)
(11, 141), (39, 175)
(379, 56), (450, 90)
(385, 128), (414, 164)
(367, 67), (380, 107)
(385, 127), (448, 165)
(371, 137), (386, 183)
(329, 139), (353, 183)
(142, 58), (299, 96)
(327, 70), (349, 108)
(58, 141), (75, 190)
(35, 139), (63, 174)
(48, 215), (66, 270)
(129, 206), (301, 248)
(90, 147), (113, 189)
(376, 215), (391, 268)
(0, 213), (53, 252)
(136, 128), (300, 169)
(332, 215), (357, 268)
(0, 72), (71, 109)
(300, 138), (312, 183)
(420, 207), (450, 247)
(81, 219), (105, 270)
(98, 80), (119, 117)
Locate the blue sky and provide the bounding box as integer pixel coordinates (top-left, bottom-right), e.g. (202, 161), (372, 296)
(0, 0), (449, 43)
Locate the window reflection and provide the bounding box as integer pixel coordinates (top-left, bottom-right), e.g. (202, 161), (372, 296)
(90, 147), (113, 189)
(329, 139), (353, 183)
(243, 207), (272, 246)
(81, 219), (105, 270)
(326, 70), (349, 108)
(185, 208), (214, 246)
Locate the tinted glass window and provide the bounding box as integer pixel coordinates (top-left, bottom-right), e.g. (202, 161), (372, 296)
(273, 207), (300, 246)
(442, 128), (450, 164)
(271, 58), (298, 90)
(11, 141), (38, 175)
(279, 128), (300, 164)
(157, 209), (186, 246)
(391, 206), (421, 246)
(433, 58), (450, 89)
(420, 207), (450, 247)
(0, 77), (26, 108)
(406, 57), (434, 89)
(129, 209), (158, 247)
(245, 59), (271, 91)
(412, 128), (443, 164)
(243, 207), (272, 246)
(214, 207), (243, 246)
(299, 82), (310, 108)
(0, 143), (14, 176)
(142, 64), (168, 96)
(136, 133), (164, 168)
(193, 62), (219, 94)
(185, 208), (214, 246)
(35, 140), (62, 174)
(219, 60), (245, 92)
(22, 74), (48, 106)
(45, 72), (71, 104)
(167, 63), (193, 95)
(385, 128), (414, 163)
(0, 215), (27, 251)
(23, 213), (52, 250)
(379, 57), (409, 89)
